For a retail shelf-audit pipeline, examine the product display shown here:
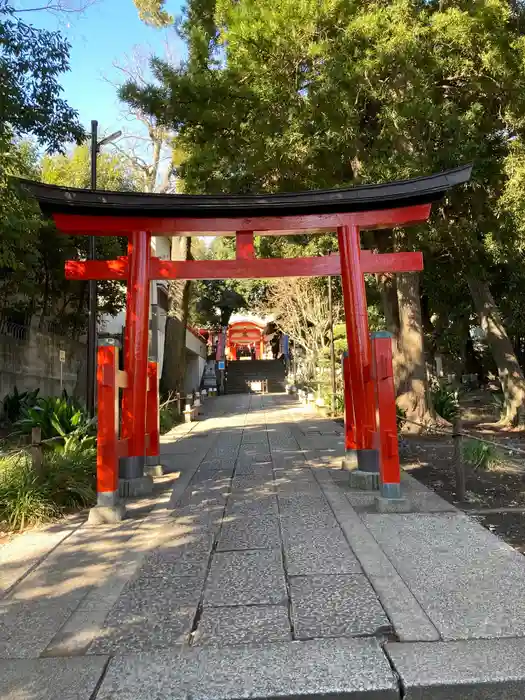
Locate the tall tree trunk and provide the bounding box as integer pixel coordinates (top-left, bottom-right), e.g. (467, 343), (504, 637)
(467, 277), (525, 425)
(159, 237), (192, 397)
(374, 230), (400, 335)
(373, 229), (402, 386)
(396, 272), (434, 429)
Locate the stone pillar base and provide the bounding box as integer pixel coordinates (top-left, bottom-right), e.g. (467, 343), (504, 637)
(375, 495), (411, 513)
(341, 449), (358, 471)
(349, 470), (380, 491)
(88, 491), (126, 524)
(119, 455), (145, 480)
(145, 463), (164, 477)
(119, 475), (154, 498)
(357, 448), (380, 473)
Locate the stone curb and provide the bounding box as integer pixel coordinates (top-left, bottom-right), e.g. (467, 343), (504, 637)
(385, 638), (525, 699)
(313, 468), (440, 642)
(95, 638), (400, 700)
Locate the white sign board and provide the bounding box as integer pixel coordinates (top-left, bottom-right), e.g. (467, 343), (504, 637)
(59, 350), (66, 363)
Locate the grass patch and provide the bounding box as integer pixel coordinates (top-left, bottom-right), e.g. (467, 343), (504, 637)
(461, 438), (501, 471)
(0, 445), (96, 532)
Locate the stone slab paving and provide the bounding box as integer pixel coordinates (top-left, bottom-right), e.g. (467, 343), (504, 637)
(290, 574), (392, 640)
(204, 550), (288, 606)
(5, 392), (525, 699)
(193, 605), (291, 647)
(386, 638), (525, 699)
(0, 656), (109, 700)
(362, 511), (525, 640)
(95, 638), (399, 700)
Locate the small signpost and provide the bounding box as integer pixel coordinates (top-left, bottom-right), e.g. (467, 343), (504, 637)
(59, 349), (65, 390)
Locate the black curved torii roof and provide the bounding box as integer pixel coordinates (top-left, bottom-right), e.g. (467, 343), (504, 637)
(18, 165), (472, 219)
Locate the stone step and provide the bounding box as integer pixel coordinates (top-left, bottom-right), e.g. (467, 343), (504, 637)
(91, 638), (400, 700)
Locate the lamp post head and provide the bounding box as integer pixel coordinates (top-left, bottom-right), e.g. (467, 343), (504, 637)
(98, 130), (122, 148)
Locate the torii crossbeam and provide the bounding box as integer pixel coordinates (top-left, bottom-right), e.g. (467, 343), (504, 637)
(20, 165), (472, 498)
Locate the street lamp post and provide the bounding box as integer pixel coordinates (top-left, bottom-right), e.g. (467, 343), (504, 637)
(86, 120), (122, 417)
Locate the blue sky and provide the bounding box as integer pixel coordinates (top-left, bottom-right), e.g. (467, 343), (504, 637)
(22, 0), (186, 136)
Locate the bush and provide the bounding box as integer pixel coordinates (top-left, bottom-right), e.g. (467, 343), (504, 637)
(15, 392), (95, 450)
(462, 439), (500, 471)
(2, 387), (39, 424)
(0, 444), (96, 531)
(160, 402), (180, 434)
(431, 383), (460, 422)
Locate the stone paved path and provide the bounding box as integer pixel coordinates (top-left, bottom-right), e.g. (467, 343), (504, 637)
(3, 392), (525, 700)
(88, 393), (391, 654)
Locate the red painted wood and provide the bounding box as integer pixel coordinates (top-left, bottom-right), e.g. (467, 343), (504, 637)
(343, 354), (357, 451)
(337, 224), (376, 451)
(236, 231), (254, 259)
(146, 361), (160, 459)
(151, 256), (341, 280)
(65, 258), (128, 280)
(117, 438), (129, 459)
(53, 204), (431, 236)
(121, 230), (151, 458)
(65, 251), (422, 282)
(372, 335), (401, 486)
(96, 346), (119, 494)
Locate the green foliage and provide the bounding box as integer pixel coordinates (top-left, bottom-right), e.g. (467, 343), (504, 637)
(0, 445), (95, 531)
(159, 402), (180, 434)
(190, 279), (247, 327)
(462, 439), (500, 472)
(396, 404), (407, 432)
(2, 387), (39, 424)
(431, 383), (460, 422)
(15, 393), (95, 450)
(41, 144), (140, 191)
(1, 142), (138, 333)
(120, 0), (525, 423)
(0, 3), (84, 153)
(132, 0), (173, 26)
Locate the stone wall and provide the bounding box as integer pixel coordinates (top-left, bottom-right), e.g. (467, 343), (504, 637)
(0, 320), (86, 409)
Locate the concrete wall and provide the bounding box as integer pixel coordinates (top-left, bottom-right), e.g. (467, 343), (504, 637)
(183, 328), (207, 394)
(0, 321), (86, 407)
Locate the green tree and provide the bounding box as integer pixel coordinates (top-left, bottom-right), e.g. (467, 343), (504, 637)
(125, 0), (525, 424)
(0, 2), (84, 154)
(1, 144), (142, 333)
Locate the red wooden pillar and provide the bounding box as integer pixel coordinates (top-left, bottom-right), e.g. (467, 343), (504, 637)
(146, 361), (160, 463)
(337, 224), (378, 473)
(371, 332), (402, 498)
(96, 345), (119, 504)
(121, 230), (151, 479)
(342, 353), (358, 469)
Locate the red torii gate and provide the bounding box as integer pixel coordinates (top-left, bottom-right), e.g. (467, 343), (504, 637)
(21, 165), (471, 515)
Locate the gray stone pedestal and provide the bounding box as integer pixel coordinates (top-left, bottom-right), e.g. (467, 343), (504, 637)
(119, 475), (154, 498)
(349, 470), (380, 490)
(145, 461), (164, 477)
(341, 449), (358, 471)
(88, 490), (127, 524)
(349, 449), (380, 490)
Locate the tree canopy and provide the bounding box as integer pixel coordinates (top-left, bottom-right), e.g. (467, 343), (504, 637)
(0, 2), (84, 154)
(119, 0), (525, 423)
